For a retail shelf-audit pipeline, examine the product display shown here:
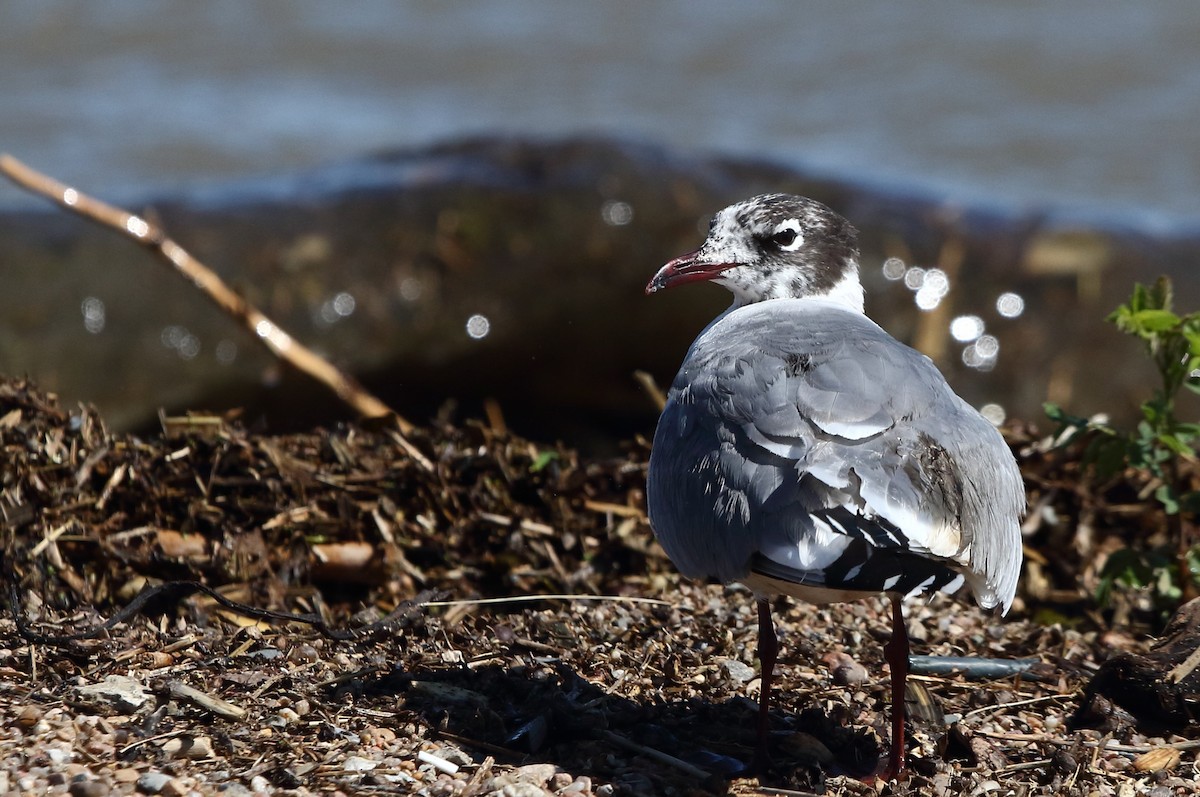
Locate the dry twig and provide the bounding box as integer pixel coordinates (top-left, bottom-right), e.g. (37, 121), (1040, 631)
(0, 154), (419, 440)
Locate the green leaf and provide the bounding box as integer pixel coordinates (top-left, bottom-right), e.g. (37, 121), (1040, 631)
(1157, 433), (1195, 457)
(1132, 309), (1181, 333)
(529, 450), (559, 473)
(1155, 483), (1181, 515)
(1157, 566), (1183, 601)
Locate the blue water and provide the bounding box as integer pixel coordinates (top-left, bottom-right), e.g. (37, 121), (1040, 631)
(1, 1), (1197, 226)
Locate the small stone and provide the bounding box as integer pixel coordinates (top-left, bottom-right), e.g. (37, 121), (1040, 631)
(161, 735), (215, 759)
(248, 775), (271, 792)
(136, 771), (172, 794)
(68, 779), (109, 797)
(514, 763), (558, 786)
(500, 785), (550, 797)
(343, 756), (378, 772)
(718, 658), (755, 683)
(823, 651), (869, 686)
(559, 776), (592, 794)
(17, 704), (41, 728)
(76, 675), (151, 714)
(161, 778), (190, 797)
(434, 746), (472, 767)
(288, 644), (319, 662)
(113, 768), (141, 784)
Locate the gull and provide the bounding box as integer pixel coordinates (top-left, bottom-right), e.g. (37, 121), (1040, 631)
(644, 193), (1024, 779)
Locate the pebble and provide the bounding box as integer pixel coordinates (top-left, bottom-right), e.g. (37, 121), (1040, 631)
(718, 658), (755, 683)
(823, 651), (869, 686)
(513, 763), (558, 786)
(559, 777), (592, 793)
(498, 785), (550, 797)
(17, 705), (42, 728)
(161, 777), (190, 797)
(162, 735), (215, 759)
(136, 771), (172, 794)
(68, 779), (109, 797)
(76, 675), (151, 714)
(434, 746), (473, 767)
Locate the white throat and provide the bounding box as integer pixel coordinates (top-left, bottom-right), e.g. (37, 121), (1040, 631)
(820, 268), (865, 313)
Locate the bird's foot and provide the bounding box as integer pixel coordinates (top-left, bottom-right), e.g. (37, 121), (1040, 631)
(862, 753), (907, 784)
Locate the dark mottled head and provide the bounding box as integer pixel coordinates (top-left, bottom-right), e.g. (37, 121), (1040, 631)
(646, 193), (863, 310)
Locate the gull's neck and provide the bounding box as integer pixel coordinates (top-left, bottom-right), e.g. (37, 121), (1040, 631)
(819, 268), (865, 314)
(726, 261), (865, 314)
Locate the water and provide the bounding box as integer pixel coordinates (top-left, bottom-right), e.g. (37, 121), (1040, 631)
(1, 1), (1198, 227)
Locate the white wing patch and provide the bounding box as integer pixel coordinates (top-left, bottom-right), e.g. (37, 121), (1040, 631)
(759, 519), (852, 573)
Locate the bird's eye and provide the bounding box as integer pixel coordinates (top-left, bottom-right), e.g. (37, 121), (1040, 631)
(771, 229), (798, 248)
(769, 220), (804, 251)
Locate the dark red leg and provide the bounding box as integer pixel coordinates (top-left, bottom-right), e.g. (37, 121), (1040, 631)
(753, 597), (778, 772)
(879, 595), (909, 780)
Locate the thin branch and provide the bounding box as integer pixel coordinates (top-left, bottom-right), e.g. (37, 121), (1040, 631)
(959, 692), (1069, 721)
(0, 154), (419, 441)
(600, 730), (712, 779)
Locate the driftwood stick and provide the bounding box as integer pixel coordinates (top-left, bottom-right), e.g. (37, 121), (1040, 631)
(0, 153), (416, 437)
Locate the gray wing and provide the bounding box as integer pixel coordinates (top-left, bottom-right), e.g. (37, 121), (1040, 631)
(646, 300), (1024, 611)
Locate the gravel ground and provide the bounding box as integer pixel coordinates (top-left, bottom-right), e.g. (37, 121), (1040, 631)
(3, 377), (1199, 796)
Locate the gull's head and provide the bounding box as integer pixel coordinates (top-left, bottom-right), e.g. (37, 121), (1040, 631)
(646, 193), (863, 312)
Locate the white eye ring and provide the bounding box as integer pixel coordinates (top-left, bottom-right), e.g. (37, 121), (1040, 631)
(771, 219), (804, 252)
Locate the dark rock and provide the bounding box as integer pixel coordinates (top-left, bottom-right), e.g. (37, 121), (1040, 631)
(3, 135), (1198, 447)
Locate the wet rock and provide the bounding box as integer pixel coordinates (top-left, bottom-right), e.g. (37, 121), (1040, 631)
(4, 136), (1197, 445)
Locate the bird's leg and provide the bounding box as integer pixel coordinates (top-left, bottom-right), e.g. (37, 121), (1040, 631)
(753, 597), (778, 773)
(879, 594), (909, 780)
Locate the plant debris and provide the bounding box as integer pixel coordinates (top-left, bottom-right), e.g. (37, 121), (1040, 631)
(3, 376), (1200, 796)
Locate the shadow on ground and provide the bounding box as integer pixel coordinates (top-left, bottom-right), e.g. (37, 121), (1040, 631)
(346, 660), (883, 794)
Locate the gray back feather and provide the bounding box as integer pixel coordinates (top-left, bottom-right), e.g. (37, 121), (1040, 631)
(647, 298), (1025, 611)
